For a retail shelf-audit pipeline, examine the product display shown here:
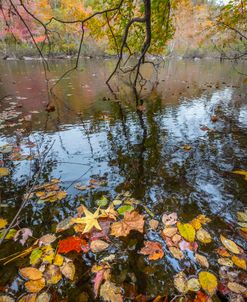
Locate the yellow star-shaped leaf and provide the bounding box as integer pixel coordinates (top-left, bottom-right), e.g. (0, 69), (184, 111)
(71, 206), (102, 233)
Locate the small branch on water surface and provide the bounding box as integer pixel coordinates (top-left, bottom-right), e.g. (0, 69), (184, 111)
(0, 141), (55, 245)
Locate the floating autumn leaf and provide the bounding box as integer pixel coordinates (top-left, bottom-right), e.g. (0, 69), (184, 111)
(39, 234), (56, 246)
(117, 205), (134, 215)
(232, 170), (247, 181)
(196, 228), (212, 244)
(177, 222), (196, 242)
(172, 234), (182, 245)
(195, 253), (209, 268)
(0, 228), (17, 240)
(0, 218), (7, 229)
(188, 278), (201, 292)
(111, 211), (144, 237)
(194, 291), (210, 302)
(0, 295), (15, 302)
(30, 248), (43, 265)
(61, 262), (75, 280)
(162, 213), (177, 226)
(57, 236), (89, 254)
(13, 228), (33, 245)
(198, 271), (218, 296)
(216, 247), (230, 257)
(227, 282), (246, 294)
(169, 246), (184, 260)
(0, 167), (10, 178)
(149, 219), (159, 230)
(220, 235), (241, 254)
(140, 241), (164, 260)
(237, 211), (247, 222)
(44, 264), (62, 285)
(217, 258), (233, 267)
(174, 272), (188, 293)
(179, 240), (198, 251)
(161, 227), (177, 238)
(25, 278), (46, 293)
(36, 292), (50, 302)
(36, 190), (67, 203)
(232, 255), (247, 270)
(71, 206), (102, 233)
(53, 254), (64, 266)
(19, 294), (37, 302)
(90, 240), (109, 253)
(19, 267), (43, 281)
(99, 280), (123, 302)
(56, 217), (73, 232)
(100, 204), (118, 220)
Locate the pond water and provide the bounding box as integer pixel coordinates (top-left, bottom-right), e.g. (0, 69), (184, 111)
(0, 58), (247, 301)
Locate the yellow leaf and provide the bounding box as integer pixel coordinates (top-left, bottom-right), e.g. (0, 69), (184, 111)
(71, 206), (102, 233)
(44, 264), (62, 285)
(196, 228), (212, 244)
(220, 235), (240, 254)
(0, 218), (7, 230)
(19, 267), (43, 281)
(0, 167), (10, 178)
(19, 294), (37, 302)
(198, 271), (218, 296)
(232, 170), (247, 181)
(177, 222), (196, 242)
(232, 255), (246, 270)
(190, 218), (202, 230)
(237, 211), (247, 222)
(240, 227), (247, 233)
(53, 254), (64, 266)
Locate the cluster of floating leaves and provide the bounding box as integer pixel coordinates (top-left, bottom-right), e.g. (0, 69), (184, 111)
(0, 184), (246, 302)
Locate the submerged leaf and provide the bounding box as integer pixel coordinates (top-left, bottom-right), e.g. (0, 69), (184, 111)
(169, 246), (184, 260)
(0, 218), (7, 230)
(0, 167), (10, 177)
(233, 170), (247, 181)
(30, 248), (43, 265)
(90, 240), (109, 253)
(161, 227), (177, 238)
(227, 282), (246, 294)
(0, 295), (15, 302)
(162, 213), (177, 226)
(195, 253), (209, 268)
(237, 211), (247, 222)
(117, 205), (134, 215)
(44, 264), (62, 285)
(188, 278), (201, 292)
(232, 255), (247, 270)
(218, 258), (234, 267)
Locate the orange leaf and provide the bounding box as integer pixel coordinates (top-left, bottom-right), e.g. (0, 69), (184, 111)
(57, 236), (89, 254)
(140, 241), (164, 260)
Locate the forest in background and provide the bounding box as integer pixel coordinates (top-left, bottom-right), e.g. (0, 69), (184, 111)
(0, 0), (246, 59)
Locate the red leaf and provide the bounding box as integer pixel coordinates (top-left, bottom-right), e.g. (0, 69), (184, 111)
(57, 236), (89, 254)
(194, 291), (210, 302)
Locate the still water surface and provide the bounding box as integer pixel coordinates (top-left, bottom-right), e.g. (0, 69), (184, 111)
(0, 58), (246, 300)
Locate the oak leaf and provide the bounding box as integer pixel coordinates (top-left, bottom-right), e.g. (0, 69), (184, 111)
(110, 211), (144, 237)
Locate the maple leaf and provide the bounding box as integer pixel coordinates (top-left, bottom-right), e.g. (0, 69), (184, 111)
(110, 211), (144, 237)
(57, 236), (89, 254)
(71, 206), (102, 233)
(140, 241), (164, 260)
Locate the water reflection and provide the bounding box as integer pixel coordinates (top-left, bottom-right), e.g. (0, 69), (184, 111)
(0, 59), (247, 299)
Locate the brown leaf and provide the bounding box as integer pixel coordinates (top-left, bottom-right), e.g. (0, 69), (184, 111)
(169, 246), (184, 260)
(140, 241), (164, 260)
(149, 219), (159, 230)
(161, 227), (177, 238)
(19, 267), (43, 281)
(19, 294), (37, 302)
(44, 265), (62, 285)
(195, 253), (209, 268)
(90, 240), (109, 253)
(39, 234), (56, 246)
(227, 282), (246, 294)
(99, 280), (123, 302)
(61, 262), (75, 281)
(110, 211), (144, 237)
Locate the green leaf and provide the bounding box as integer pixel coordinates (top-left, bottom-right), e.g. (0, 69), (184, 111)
(30, 248), (42, 265)
(117, 205), (134, 215)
